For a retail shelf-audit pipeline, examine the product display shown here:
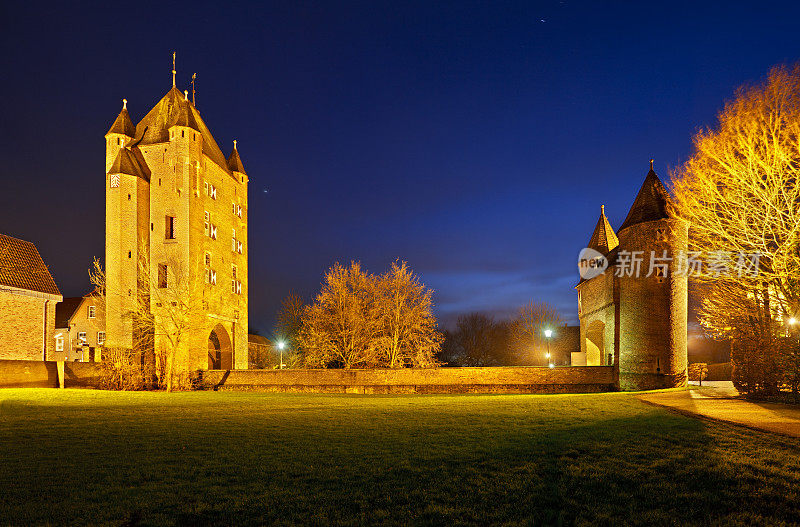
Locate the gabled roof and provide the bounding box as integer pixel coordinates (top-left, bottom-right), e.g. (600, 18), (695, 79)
(107, 147), (150, 181)
(586, 205), (619, 254)
(107, 107), (136, 137)
(0, 233), (61, 297)
(131, 86), (230, 174)
(55, 297), (84, 328)
(248, 334), (271, 346)
(227, 145), (247, 175)
(619, 165), (673, 232)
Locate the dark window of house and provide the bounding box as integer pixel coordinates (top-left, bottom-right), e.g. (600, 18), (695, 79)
(165, 215), (176, 240)
(158, 264), (168, 288)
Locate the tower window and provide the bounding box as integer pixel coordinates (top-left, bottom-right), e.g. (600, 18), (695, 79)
(158, 264), (168, 288)
(117, 138), (120, 145)
(128, 194), (131, 200)
(181, 130), (185, 138)
(128, 251), (131, 258)
(88, 306), (96, 319)
(205, 252), (212, 267)
(165, 215), (176, 240)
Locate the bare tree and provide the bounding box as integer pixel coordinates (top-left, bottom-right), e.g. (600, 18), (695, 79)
(375, 261), (442, 368)
(90, 249), (217, 391)
(509, 302), (563, 365)
(298, 262), (382, 368)
(449, 313), (511, 367)
(298, 261), (443, 369)
(672, 64), (800, 393)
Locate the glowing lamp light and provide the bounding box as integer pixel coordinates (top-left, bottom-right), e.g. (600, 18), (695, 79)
(545, 352), (551, 358)
(277, 341), (286, 350)
(544, 329), (553, 338)
(548, 363), (555, 369)
(789, 318), (797, 326)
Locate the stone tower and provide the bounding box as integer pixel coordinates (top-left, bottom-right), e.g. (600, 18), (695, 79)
(616, 164), (688, 390)
(105, 100), (149, 350)
(104, 78), (249, 371)
(576, 163), (688, 390)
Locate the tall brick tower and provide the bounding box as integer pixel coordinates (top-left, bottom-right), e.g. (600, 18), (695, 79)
(616, 162), (688, 390)
(104, 68), (249, 371)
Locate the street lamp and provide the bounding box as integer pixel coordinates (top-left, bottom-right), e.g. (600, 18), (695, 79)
(544, 328), (553, 367)
(277, 340), (286, 369)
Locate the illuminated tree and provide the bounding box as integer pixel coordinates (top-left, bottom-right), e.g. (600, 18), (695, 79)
(298, 261), (442, 368)
(375, 261), (442, 368)
(509, 302), (563, 365)
(298, 262), (382, 368)
(90, 249), (217, 391)
(672, 64), (800, 393)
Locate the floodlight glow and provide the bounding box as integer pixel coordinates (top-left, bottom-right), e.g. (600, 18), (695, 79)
(789, 318), (797, 326)
(544, 329), (553, 338)
(277, 341), (286, 350)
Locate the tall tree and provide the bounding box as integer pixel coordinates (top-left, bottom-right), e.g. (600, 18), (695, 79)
(509, 302), (563, 366)
(672, 64), (800, 393)
(449, 313), (511, 367)
(298, 262), (381, 368)
(375, 261), (442, 368)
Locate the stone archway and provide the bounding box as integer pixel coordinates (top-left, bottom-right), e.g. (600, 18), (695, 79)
(208, 324), (233, 370)
(585, 320), (605, 366)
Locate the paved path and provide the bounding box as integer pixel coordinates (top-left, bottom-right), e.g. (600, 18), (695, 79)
(637, 381), (800, 438)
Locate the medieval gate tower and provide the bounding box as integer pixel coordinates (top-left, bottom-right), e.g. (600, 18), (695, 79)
(104, 64), (249, 371)
(576, 162), (688, 390)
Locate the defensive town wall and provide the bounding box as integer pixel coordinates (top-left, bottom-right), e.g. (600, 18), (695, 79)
(0, 360), (615, 394)
(199, 366), (615, 394)
(0, 360), (103, 388)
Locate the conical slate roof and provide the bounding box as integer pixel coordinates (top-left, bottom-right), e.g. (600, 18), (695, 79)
(227, 145), (247, 175)
(106, 107), (136, 137)
(619, 165), (673, 231)
(107, 148), (149, 181)
(131, 86), (230, 173)
(587, 206), (619, 254)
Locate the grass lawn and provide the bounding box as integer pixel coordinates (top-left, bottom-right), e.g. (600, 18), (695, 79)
(1, 390), (800, 526)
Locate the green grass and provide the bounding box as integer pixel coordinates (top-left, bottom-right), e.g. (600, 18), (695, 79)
(1, 390), (800, 526)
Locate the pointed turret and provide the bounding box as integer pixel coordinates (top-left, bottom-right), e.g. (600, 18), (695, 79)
(227, 140), (247, 176)
(107, 148), (149, 181)
(618, 161), (673, 232)
(586, 205), (619, 254)
(106, 99), (136, 137)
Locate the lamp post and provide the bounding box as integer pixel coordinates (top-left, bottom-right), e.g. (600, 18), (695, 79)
(277, 340), (286, 369)
(544, 328), (553, 367)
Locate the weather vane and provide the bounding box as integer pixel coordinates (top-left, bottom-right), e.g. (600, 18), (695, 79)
(191, 73), (197, 105)
(172, 51), (176, 87)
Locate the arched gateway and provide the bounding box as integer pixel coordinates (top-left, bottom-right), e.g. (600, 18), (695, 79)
(208, 324), (233, 370)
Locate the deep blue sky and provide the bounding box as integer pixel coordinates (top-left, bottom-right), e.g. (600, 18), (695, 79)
(1, 1), (797, 331)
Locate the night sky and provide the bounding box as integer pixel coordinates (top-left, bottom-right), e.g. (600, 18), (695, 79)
(1, 1), (798, 332)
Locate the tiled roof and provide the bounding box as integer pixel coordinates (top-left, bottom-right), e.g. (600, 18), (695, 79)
(619, 167), (673, 232)
(55, 297), (84, 328)
(248, 334), (270, 345)
(586, 206), (619, 254)
(132, 86), (230, 174)
(107, 147), (150, 181)
(227, 146), (247, 175)
(0, 233), (61, 297)
(106, 108), (136, 137)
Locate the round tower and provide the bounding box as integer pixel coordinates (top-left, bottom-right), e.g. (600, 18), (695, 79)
(616, 162), (688, 390)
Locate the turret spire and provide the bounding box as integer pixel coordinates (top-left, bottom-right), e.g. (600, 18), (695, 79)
(233, 139), (237, 150)
(650, 158), (654, 171)
(191, 73), (196, 105)
(601, 204), (605, 215)
(122, 98), (127, 110)
(171, 51), (176, 87)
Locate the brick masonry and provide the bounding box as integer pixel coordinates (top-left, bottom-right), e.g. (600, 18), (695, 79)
(199, 366), (615, 394)
(0, 291), (57, 361)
